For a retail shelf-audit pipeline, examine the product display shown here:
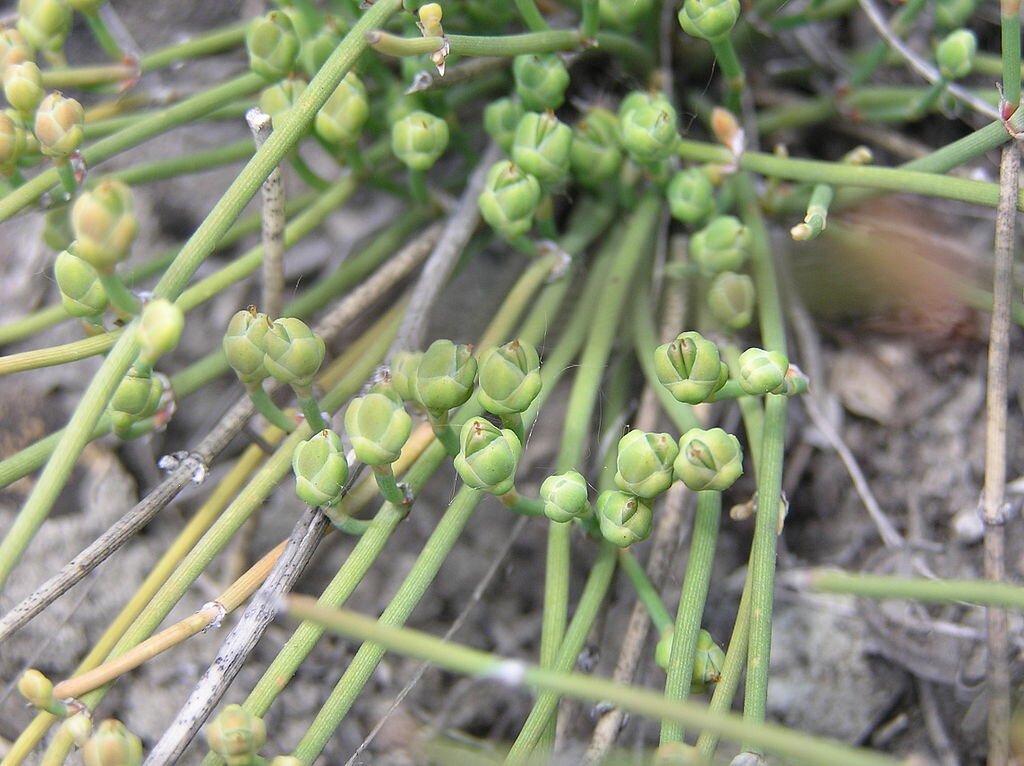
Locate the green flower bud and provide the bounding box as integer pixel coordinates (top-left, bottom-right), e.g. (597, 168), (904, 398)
(654, 629), (725, 692)
(70, 179), (138, 272)
(934, 0), (975, 31)
(314, 72), (368, 149)
(483, 97), (524, 154)
(569, 107), (622, 188)
(223, 307), (272, 386)
(391, 109), (449, 171)
(17, 668), (53, 709)
(598, 0), (654, 29)
(55, 249), (107, 317)
(654, 331), (727, 404)
(453, 416), (522, 495)
(291, 429), (349, 507)
(706, 271), (755, 330)
(667, 167), (716, 226)
(736, 346), (788, 395)
(614, 430), (679, 498)
(344, 388), (412, 465)
(677, 0), (740, 41)
(82, 719), (143, 766)
(66, 712), (93, 746)
(4, 60), (43, 114)
(478, 160), (542, 238)
(540, 469), (589, 523)
(0, 27), (32, 68)
(34, 91), (84, 157)
(69, 0), (105, 12)
(0, 110), (27, 175)
(690, 215), (749, 276)
(674, 427), (743, 491)
(16, 0), (72, 54)
(618, 93), (679, 164)
(258, 77), (307, 131)
(299, 21), (343, 77)
(246, 11), (300, 81)
(511, 111), (572, 186)
(137, 298), (184, 365)
(414, 338), (477, 412)
(204, 705), (266, 766)
(389, 350), (422, 403)
(596, 490), (653, 547)
(513, 53), (570, 112)
(477, 339), (541, 415)
(263, 316), (325, 389)
(109, 368), (163, 433)
(936, 29), (976, 81)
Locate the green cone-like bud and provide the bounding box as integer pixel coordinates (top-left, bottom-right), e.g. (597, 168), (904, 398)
(654, 628), (725, 692)
(690, 215), (749, 276)
(674, 427), (743, 491)
(654, 331), (728, 404)
(614, 430), (679, 498)
(299, 22), (342, 77)
(82, 719), (143, 766)
(599, 0), (654, 29)
(34, 91), (84, 157)
(478, 160), (542, 238)
(453, 416), (522, 495)
(483, 97), (524, 154)
(736, 346), (788, 395)
(667, 167), (716, 226)
(263, 316), (325, 389)
(389, 350), (422, 403)
(55, 249), (106, 317)
(707, 271), (755, 330)
(3, 60), (43, 114)
(314, 72), (368, 149)
(0, 110), (26, 175)
(17, 668), (53, 709)
(513, 53), (570, 112)
(477, 339), (541, 415)
(391, 109), (450, 171)
(204, 705), (267, 766)
(618, 92), (679, 164)
(414, 338), (477, 413)
(246, 11), (299, 81)
(677, 0), (740, 41)
(935, 0), (975, 31)
(596, 490), (653, 547)
(109, 368), (163, 433)
(936, 29), (976, 81)
(291, 429), (349, 507)
(511, 111), (572, 186)
(0, 27), (31, 68)
(223, 307), (271, 386)
(137, 298), (184, 365)
(258, 77), (307, 131)
(16, 0), (71, 54)
(540, 469), (589, 523)
(70, 179), (138, 272)
(569, 107), (622, 188)
(344, 388), (412, 465)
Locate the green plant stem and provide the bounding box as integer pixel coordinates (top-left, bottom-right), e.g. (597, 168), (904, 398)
(580, 0), (599, 40)
(108, 140), (253, 186)
(426, 408), (461, 456)
(297, 393), (329, 433)
(500, 489), (546, 517)
(806, 569), (1024, 608)
(0, 305), (65, 348)
(245, 385), (298, 433)
(515, 0), (550, 30)
(97, 272), (142, 316)
(662, 490), (722, 744)
(408, 167), (428, 206)
(39, 63), (135, 89)
(371, 464), (410, 506)
(709, 37), (744, 114)
(139, 21), (248, 72)
(0, 333), (121, 377)
(618, 549), (673, 633)
(791, 182), (834, 240)
(845, 0), (928, 87)
(631, 300), (700, 434)
(84, 11), (125, 60)
(1002, 0), (1022, 109)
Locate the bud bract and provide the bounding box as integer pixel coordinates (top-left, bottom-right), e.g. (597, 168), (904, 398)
(674, 427), (743, 491)
(511, 110), (572, 187)
(414, 338), (477, 413)
(344, 388), (412, 465)
(677, 0), (741, 41)
(82, 719), (143, 766)
(484, 97), (523, 153)
(291, 429), (349, 507)
(736, 346), (788, 395)
(246, 12), (299, 81)
(0, 110), (27, 174)
(223, 307), (271, 386)
(55, 249), (107, 317)
(34, 91), (84, 157)
(618, 93), (679, 164)
(4, 60), (43, 114)
(477, 339), (541, 415)
(540, 469), (589, 523)
(258, 77), (307, 131)
(478, 160), (542, 238)
(513, 53), (570, 112)
(70, 179), (138, 272)
(0, 27), (31, 68)
(453, 416), (522, 495)
(596, 490), (653, 547)
(17, 0), (71, 54)
(690, 215), (749, 276)
(204, 705), (267, 766)
(654, 331), (728, 404)
(263, 316), (325, 389)
(614, 430), (679, 498)
(569, 107), (623, 188)
(706, 271), (755, 330)
(137, 298), (184, 365)
(389, 350), (422, 403)
(599, 0), (654, 29)
(314, 72), (368, 149)
(391, 109), (449, 171)
(936, 29), (976, 81)
(109, 368), (163, 433)
(667, 167), (716, 226)
(17, 669), (53, 709)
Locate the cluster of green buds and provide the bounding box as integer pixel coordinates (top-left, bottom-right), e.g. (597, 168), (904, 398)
(935, 29), (977, 81)
(690, 214), (749, 276)
(674, 427), (743, 491)
(511, 110), (572, 187)
(706, 271), (755, 330)
(4, 59), (43, 115)
(245, 11), (299, 81)
(614, 430), (679, 498)
(298, 18), (342, 77)
(540, 470), (590, 523)
(618, 91), (679, 165)
(262, 316), (326, 394)
(654, 331), (728, 405)
(667, 167), (716, 226)
(569, 107), (623, 189)
(344, 384), (413, 466)
(17, 0), (72, 55)
(478, 160), (542, 239)
(454, 416), (522, 495)
(513, 53), (570, 112)
(389, 349), (422, 403)
(109, 367), (165, 435)
(598, 0), (654, 29)
(0, 111), (27, 176)
(136, 298), (185, 370)
(223, 306), (272, 386)
(414, 338), (477, 415)
(655, 628), (726, 693)
(69, 178), (138, 273)
(483, 97), (524, 153)
(292, 429), (349, 507)
(54, 248), (107, 319)
(34, 90), (84, 158)
(677, 0), (741, 41)
(736, 346), (790, 395)
(596, 490), (653, 547)
(391, 109), (450, 171)
(258, 77), (307, 131)
(83, 719), (144, 766)
(314, 72), (369, 150)
(204, 705), (267, 766)
(476, 339), (542, 416)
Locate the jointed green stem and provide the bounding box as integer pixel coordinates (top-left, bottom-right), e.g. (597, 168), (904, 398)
(426, 409), (461, 456)
(297, 393), (329, 433)
(372, 464), (411, 507)
(807, 569), (1024, 608)
(580, 0), (599, 41)
(1001, 0), (1022, 109)
(710, 38), (745, 114)
(245, 385), (298, 433)
(97, 272), (142, 316)
(618, 549), (673, 633)
(515, 0), (550, 31)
